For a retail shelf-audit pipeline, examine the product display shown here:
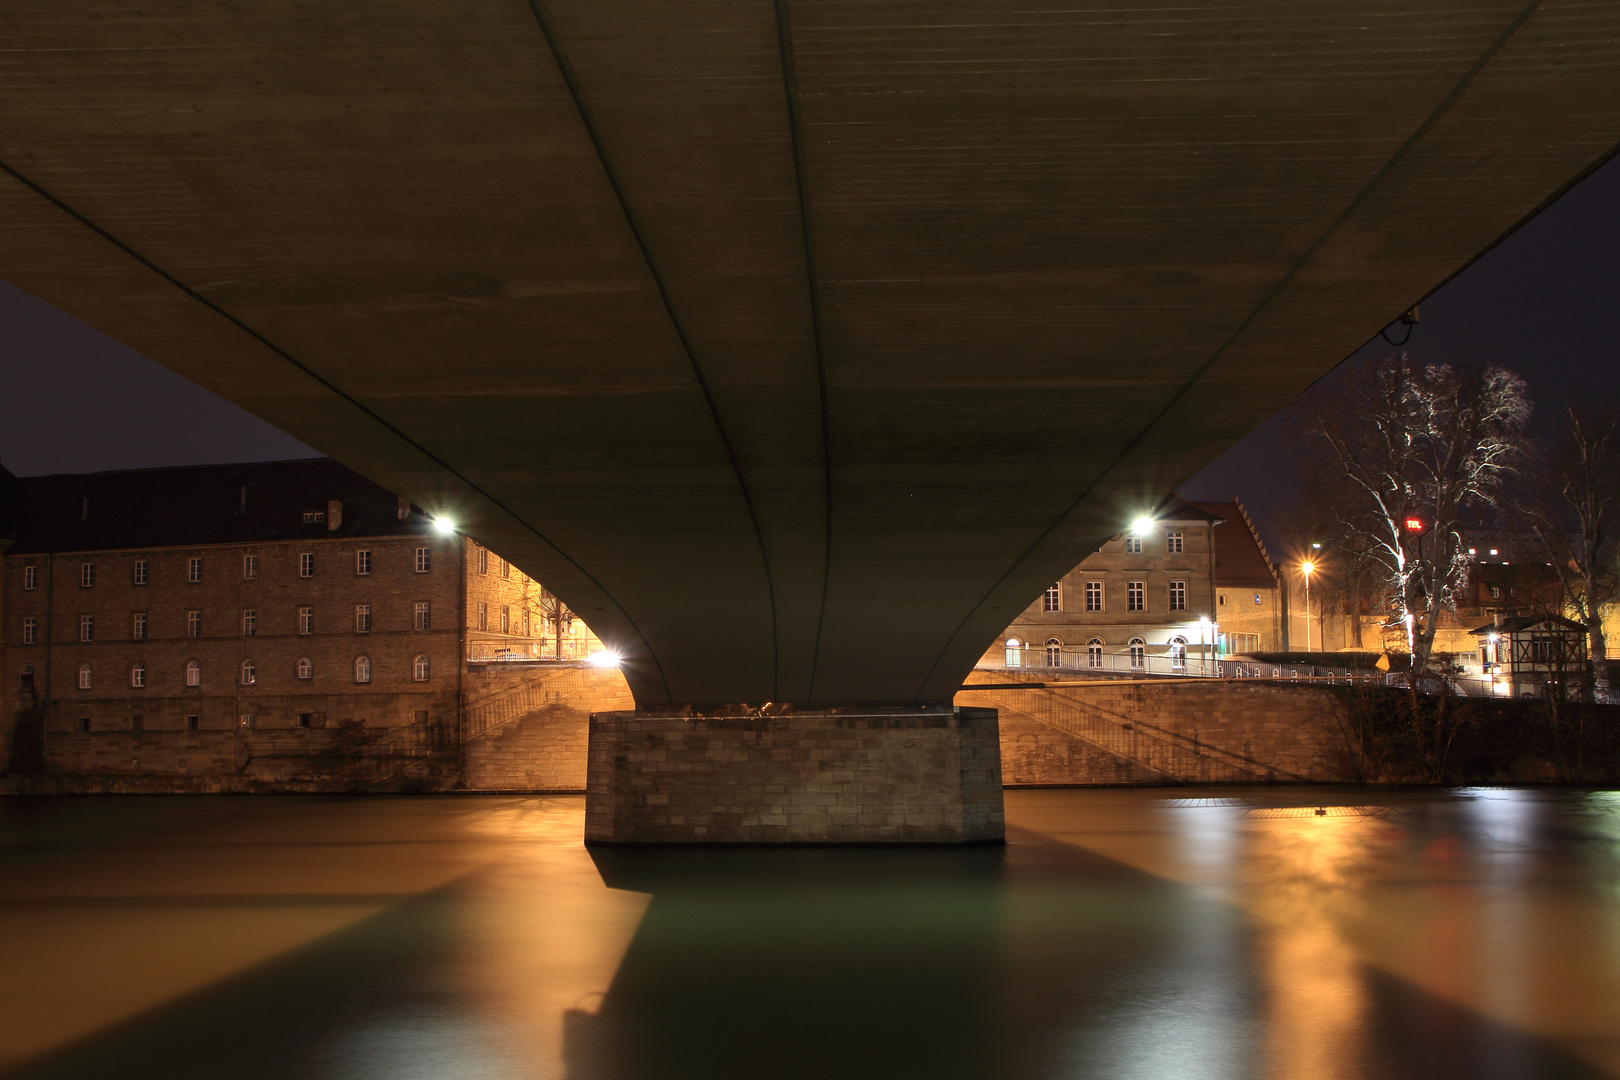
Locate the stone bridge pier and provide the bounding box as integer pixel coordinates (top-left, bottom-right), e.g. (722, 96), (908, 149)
(585, 705), (1004, 845)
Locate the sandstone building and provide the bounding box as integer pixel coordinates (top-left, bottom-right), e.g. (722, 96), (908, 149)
(984, 497), (1283, 674)
(1, 458), (622, 789)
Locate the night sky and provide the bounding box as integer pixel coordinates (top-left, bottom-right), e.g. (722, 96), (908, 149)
(1, 153), (1617, 540)
(1180, 151), (1620, 543)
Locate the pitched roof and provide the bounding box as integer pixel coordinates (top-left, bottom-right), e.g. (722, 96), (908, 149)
(1151, 494), (1225, 526)
(1187, 499), (1280, 588)
(0, 458), (433, 555)
(1469, 614), (1585, 635)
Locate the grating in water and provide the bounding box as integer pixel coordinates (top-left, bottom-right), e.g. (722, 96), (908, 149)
(1159, 797), (1253, 808)
(1243, 805), (1395, 819)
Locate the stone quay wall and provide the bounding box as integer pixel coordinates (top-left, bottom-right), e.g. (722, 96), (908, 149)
(585, 705), (1004, 844)
(962, 679), (1354, 786)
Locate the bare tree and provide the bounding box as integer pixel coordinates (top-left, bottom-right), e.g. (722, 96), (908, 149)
(1526, 404), (1619, 702)
(1287, 353), (1531, 676)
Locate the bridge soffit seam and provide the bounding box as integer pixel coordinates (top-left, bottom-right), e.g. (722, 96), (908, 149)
(771, 0), (837, 703)
(0, 154), (672, 702)
(523, 0), (783, 701)
(911, 0), (1550, 700)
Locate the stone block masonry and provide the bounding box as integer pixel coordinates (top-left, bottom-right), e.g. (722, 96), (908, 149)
(964, 679), (1356, 785)
(586, 705), (1004, 844)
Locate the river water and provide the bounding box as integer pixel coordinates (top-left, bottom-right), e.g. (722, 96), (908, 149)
(2, 787), (1618, 1079)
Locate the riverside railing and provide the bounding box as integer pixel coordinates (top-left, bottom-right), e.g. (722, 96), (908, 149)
(986, 648), (1378, 683)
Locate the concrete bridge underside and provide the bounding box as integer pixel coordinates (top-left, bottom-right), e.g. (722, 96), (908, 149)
(2, 1), (1619, 711)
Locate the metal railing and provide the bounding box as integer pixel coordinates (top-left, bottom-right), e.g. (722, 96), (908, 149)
(983, 648), (1378, 683)
(468, 639), (594, 663)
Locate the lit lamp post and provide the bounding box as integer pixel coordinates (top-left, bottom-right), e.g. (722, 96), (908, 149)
(1301, 559), (1314, 653)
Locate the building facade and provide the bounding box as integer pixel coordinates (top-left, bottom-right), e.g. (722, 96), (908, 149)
(1, 459), (616, 788)
(983, 497), (1283, 675)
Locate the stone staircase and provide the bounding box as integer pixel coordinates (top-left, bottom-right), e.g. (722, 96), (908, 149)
(962, 686), (1304, 784)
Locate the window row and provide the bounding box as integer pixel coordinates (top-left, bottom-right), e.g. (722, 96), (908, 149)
(23, 548), (434, 591)
(66, 653), (433, 690)
(1004, 635), (1190, 670)
(1042, 581), (1189, 613)
(1122, 530), (1184, 555)
(474, 603), (552, 635)
(475, 547), (519, 580)
(43, 603), (435, 643)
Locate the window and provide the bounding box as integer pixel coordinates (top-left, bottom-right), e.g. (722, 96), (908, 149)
(23, 566), (37, 590)
(186, 660), (201, 687)
(298, 606), (313, 635)
(1170, 636), (1187, 670)
(78, 717), (91, 732)
(1127, 581), (1145, 611)
(302, 511), (325, 524)
(1045, 638), (1063, 668)
(240, 659), (256, 685)
(186, 715), (199, 730)
(1167, 531), (1184, 554)
(1169, 581), (1186, 611)
(1489, 585), (1501, 600)
(242, 609), (257, 636)
(1129, 637), (1146, 669)
(355, 605), (372, 633)
(478, 548), (488, 574)
(500, 557), (510, 579)
(20, 665), (35, 694)
(1004, 637), (1022, 668)
(130, 662), (146, 688)
(188, 557), (203, 583)
(186, 610), (202, 638)
(524, 610), (532, 637)
(298, 712), (313, 729)
(354, 655), (371, 684)
(1088, 638), (1104, 669)
(414, 601), (430, 631)
(500, 605), (510, 634)
(23, 618), (37, 645)
(133, 560), (147, 586)
(1043, 583), (1061, 612)
(239, 714), (256, 730)
(299, 552), (314, 578)
(1124, 537), (1143, 554)
(297, 657), (313, 679)
(477, 602), (487, 631)
(77, 663), (92, 690)
(79, 614), (94, 642)
(1085, 581), (1103, 612)
(243, 554), (258, 580)
(80, 562), (95, 588)
(133, 612), (147, 640)
(413, 653), (431, 681)
(131, 714), (143, 734)
(416, 547), (431, 573)
(356, 549), (372, 576)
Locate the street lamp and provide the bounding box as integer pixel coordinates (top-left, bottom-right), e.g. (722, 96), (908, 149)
(1301, 560), (1315, 653)
(432, 516), (456, 535)
(1130, 515), (1154, 537)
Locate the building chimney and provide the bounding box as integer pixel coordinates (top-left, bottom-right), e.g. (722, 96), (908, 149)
(1493, 612), (1501, 628)
(326, 500), (343, 531)
(397, 496), (410, 521)
(239, 485), (248, 515)
(80, 495), (88, 522)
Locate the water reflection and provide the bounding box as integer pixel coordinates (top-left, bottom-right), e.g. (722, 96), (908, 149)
(2, 790), (1617, 1079)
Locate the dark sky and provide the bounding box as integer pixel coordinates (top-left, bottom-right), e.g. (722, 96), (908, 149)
(1, 153), (1616, 530)
(1180, 151), (1620, 545)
